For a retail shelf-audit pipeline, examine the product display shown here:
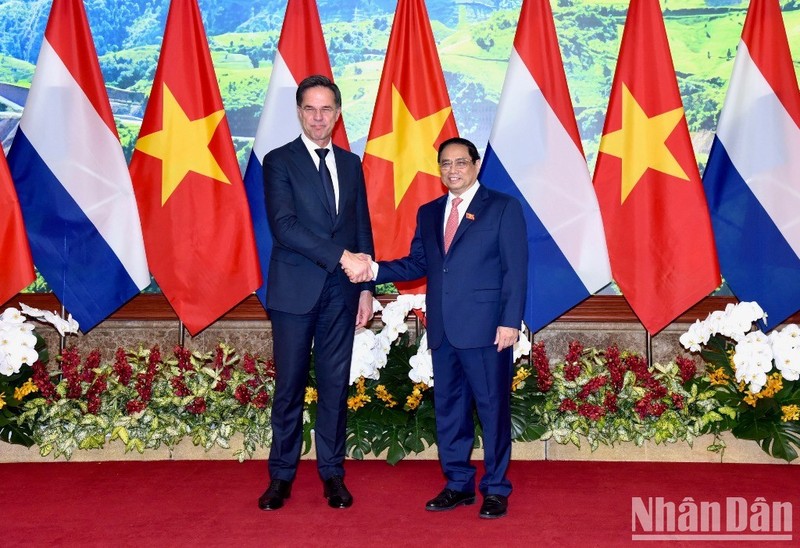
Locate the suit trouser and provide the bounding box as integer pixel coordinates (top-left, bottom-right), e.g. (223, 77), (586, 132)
(267, 273), (355, 482)
(431, 334), (514, 497)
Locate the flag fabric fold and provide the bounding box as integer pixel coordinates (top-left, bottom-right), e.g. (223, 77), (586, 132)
(592, 0), (720, 334)
(702, 0), (800, 329)
(0, 147), (34, 306)
(362, 0), (458, 294)
(480, 0), (611, 333)
(7, 0), (149, 331)
(243, 0), (348, 310)
(129, 0), (260, 335)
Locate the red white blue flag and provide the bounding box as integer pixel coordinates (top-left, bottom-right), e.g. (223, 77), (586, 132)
(242, 0), (348, 309)
(479, 0), (611, 332)
(702, 0), (800, 329)
(8, 0), (149, 331)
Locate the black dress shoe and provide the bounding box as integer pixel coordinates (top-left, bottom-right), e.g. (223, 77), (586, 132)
(479, 494), (508, 519)
(425, 488), (476, 511)
(258, 479), (292, 511)
(323, 475), (353, 508)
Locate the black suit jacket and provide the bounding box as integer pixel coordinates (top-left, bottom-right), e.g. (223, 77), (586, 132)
(264, 136), (374, 314)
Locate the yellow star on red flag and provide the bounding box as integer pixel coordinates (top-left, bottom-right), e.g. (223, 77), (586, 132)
(135, 84), (230, 205)
(598, 83), (688, 204)
(365, 85), (451, 208)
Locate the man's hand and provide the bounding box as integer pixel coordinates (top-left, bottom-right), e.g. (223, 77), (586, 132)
(340, 250), (373, 283)
(494, 326), (519, 352)
(356, 290), (374, 328)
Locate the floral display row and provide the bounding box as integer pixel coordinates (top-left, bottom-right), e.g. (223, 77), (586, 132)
(1, 299), (798, 463)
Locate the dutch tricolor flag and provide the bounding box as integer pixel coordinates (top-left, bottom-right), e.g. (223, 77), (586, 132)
(479, 0), (611, 333)
(703, 0), (800, 329)
(7, 0), (149, 331)
(243, 0), (348, 309)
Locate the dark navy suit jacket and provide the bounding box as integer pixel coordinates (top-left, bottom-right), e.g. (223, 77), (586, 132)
(264, 136), (374, 314)
(377, 184), (527, 349)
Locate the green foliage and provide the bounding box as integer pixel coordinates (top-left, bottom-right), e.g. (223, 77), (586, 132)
(699, 335), (800, 462)
(16, 344), (275, 461)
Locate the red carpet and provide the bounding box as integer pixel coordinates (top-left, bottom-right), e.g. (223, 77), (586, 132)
(5, 459), (798, 547)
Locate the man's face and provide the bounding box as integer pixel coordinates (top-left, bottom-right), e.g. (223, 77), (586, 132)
(439, 144), (479, 196)
(297, 86), (341, 147)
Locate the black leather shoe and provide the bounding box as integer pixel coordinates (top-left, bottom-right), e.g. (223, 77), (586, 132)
(258, 479), (292, 511)
(323, 475), (353, 508)
(479, 494), (508, 519)
(425, 488), (476, 511)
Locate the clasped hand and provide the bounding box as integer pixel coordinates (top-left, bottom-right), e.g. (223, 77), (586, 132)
(340, 250), (373, 283)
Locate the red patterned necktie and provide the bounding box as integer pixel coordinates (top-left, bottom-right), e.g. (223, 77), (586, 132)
(443, 196), (462, 253)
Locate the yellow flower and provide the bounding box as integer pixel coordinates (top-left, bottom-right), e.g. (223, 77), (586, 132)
(374, 384), (397, 408)
(404, 382), (428, 411)
(511, 367), (531, 392)
(708, 368), (729, 386)
(0, 393), (5, 410)
(13, 379), (39, 401)
(781, 404), (800, 422)
(741, 373), (783, 406)
(347, 394), (370, 411)
(304, 387), (318, 404)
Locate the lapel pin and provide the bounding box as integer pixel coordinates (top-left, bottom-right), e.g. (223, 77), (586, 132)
(465, 213), (475, 221)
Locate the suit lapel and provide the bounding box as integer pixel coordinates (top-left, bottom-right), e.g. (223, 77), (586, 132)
(434, 195), (447, 256)
(449, 184), (489, 253)
(331, 146), (349, 229)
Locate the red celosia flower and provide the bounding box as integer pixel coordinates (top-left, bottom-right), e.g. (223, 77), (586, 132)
(676, 357), (697, 385)
(671, 393), (685, 410)
(81, 349), (101, 384)
(171, 375), (191, 397)
(32, 361), (59, 402)
(213, 347), (224, 369)
(558, 398), (577, 412)
(577, 375), (608, 400)
(565, 340), (583, 366)
(174, 345), (192, 371)
(148, 345), (161, 374)
(234, 384), (252, 405)
(113, 347), (132, 386)
(532, 342), (553, 392)
(60, 347), (83, 399)
(242, 354), (257, 375)
(252, 390), (270, 409)
(578, 403), (605, 421)
(604, 392), (618, 413)
(605, 345), (625, 390)
(126, 400), (147, 414)
(264, 359), (276, 379)
(186, 397), (207, 414)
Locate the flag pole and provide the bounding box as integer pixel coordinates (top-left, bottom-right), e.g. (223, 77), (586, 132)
(59, 303), (67, 352)
(178, 320), (185, 347)
(645, 330), (653, 368)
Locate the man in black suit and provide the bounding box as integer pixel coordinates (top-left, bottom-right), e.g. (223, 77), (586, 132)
(258, 75), (374, 511)
(347, 137), (527, 519)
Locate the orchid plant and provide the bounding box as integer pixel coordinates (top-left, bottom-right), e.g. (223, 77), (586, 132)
(680, 301), (800, 461)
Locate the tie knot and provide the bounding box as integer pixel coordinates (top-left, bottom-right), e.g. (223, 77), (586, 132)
(452, 197), (463, 208)
(315, 148), (329, 160)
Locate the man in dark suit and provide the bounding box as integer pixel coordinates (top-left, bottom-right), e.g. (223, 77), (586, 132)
(258, 75), (374, 511)
(347, 137), (527, 519)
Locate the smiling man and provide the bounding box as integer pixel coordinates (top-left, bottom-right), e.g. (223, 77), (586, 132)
(258, 75), (374, 512)
(350, 137), (528, 519)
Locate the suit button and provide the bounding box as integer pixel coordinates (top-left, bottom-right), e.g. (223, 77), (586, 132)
(443, 268), (448, 273)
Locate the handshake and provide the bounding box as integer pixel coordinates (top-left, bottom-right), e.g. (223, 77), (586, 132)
(340, 250), (374, 283)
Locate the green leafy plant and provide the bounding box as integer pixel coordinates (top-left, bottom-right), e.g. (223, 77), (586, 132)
(16, 344), (275, 462)
(681, 302), (800, 461)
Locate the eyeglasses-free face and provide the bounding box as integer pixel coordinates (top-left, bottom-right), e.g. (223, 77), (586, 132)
(297, 86), (341, 147)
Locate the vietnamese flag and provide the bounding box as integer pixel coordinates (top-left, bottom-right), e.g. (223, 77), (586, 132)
(363, 0), (458, 294)
(0, 147), (34, 306)
(593, 0), (720, 334)
(129, 0), (260, 335)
